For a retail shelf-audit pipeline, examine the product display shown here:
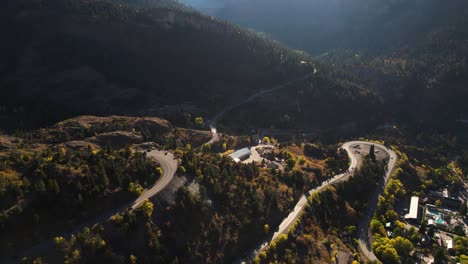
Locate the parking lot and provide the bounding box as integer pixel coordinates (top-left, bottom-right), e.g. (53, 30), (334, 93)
(350, 143), (390, 168)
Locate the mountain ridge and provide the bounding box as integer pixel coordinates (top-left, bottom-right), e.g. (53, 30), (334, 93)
(0, 0), (378, 133)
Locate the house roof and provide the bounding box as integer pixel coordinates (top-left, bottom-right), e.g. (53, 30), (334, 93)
(446, 239), (453, 249)
(405, 196), (419, 219)
(228, 148), (251, 160)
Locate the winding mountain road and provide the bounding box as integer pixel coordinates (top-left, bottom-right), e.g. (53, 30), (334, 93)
(9, 150), (178, 263)
(209, 72), (316, 127)
(131, 150), (178, 209)
(357, 143), (397, 262)
(242, 141), (397, 262)
(13, 71), (314, 262)
(12, 67), (395, 263)
(207, 126), (219, 145)
(204, 70), (397, 263)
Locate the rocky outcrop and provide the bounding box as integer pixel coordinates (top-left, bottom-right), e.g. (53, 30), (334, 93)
(87, 131), (143, 149)
(134, 117), (173, 136)
(64, 140), (100, 150)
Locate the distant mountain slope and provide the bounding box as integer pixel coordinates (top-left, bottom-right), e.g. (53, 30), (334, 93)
(112, 0), (193, 11)
(185, 0), (468, 129)
(0, 0), (308, 128)
(187, 0), (468, 55)
(318, 25), (468, 129)
(0, 0), (378, 132)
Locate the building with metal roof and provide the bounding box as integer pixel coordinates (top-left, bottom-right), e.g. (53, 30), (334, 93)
(228, 148), (251, 163)
(405, 196), (419, 222)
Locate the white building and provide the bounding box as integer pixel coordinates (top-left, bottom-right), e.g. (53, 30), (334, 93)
(405, 196), (419, 222)
(228, 148), (251, 163)
(446, 239), (453, 252)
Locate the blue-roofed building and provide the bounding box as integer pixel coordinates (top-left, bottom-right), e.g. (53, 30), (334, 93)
(228, 148), (251, 163)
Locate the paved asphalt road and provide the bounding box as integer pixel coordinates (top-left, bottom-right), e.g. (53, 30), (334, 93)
(207, 126), (220, 145)
(208, 72), (316, 128)
(12, 68), (395, 263)
(242, 141), (397, 263)
(8, 149), (178, 263)
(241, 145), (273, 164)
(242, 145), (285, 172)
(356, 142), (398, 262)
(131, 150), (178, 210)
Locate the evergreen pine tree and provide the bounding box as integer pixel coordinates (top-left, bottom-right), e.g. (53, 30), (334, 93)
(47, 179), (60, 194)
(101, 170), (110, 187)
(369, 144), (376, 161)
(36, 179), (47, 193)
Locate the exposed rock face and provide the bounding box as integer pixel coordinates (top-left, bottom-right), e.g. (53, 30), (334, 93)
(56, 115), (135, 130)
(40, 115), (211, 148)
(57, 116), (172, 131)
(176, 128), (211, 147)
(87, 131), (144, 149)
(64, 140), (100, 150)
(134, 117), (173, 136)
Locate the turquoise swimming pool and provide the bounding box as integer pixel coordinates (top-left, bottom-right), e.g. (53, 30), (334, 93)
(427, 207), (441, 217)
(427, 206), (447, 225)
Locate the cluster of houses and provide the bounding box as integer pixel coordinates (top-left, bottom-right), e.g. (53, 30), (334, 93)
(402, 188), (466, 258)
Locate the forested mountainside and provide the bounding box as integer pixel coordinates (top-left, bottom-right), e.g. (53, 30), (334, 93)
(2, 1), (468, 264)
(318, 25), (468, 130)
(191, 0), (468, 55)
(183, 0), (468, 131)
(111, 0), (191, 10)
(0, 115), (350, 263)
(0, 0), (378, 132)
